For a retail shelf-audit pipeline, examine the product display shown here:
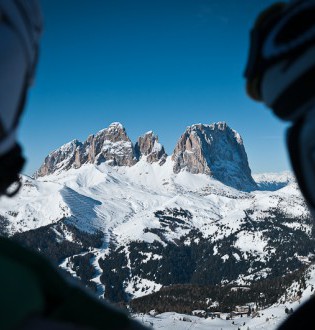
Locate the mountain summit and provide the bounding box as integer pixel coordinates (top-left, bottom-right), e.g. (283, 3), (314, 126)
(172, 122), (257, 190)
(135, 131), (167, 165)
(35, 121), (256, 190)
(35, 123), (167, 177)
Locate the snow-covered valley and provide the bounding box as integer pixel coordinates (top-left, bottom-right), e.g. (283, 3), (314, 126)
(1, 122), (314, 329)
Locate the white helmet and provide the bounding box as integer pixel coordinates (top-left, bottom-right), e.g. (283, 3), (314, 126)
(0, 0), (42, 196)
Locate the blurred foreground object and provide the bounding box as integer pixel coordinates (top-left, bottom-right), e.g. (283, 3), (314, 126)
(0, 0), (42, 196)
(245, 0), (315, 216)
(245, 1), (315, 329)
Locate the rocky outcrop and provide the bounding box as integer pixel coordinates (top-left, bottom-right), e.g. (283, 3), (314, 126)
(35, 123), (137, 177)
(90, 123), (137, 167)
(36, 123), (169, 177)
(35, 121), (257, 191)
(135, 131), (167, 165)
(36, 139), (83, 177)
(172, 122), (257, 191)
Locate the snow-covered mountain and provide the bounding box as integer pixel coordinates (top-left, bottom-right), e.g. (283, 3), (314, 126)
(172, 122), (256, 190)
(35, 122), (139, 177)
(35, 122), (255, 191)
(0, 121), (314, 329)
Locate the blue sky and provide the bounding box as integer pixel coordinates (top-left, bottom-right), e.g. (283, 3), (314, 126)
(20, 0), (291, 175)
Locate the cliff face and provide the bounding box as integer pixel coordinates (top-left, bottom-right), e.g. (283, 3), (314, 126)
(90, 123), (137, 167)
(35, 123), (167, 177)
(36, 139), (83, 177)
(35, 121), (256, 191)
(172, 122), (257, 191)
(135, 131), (167, 165)
(36, 123), (137, 177)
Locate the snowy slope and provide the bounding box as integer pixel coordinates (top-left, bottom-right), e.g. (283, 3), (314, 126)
(0, 176), (70, 234)
(134, 263), (315, 330)
(0, 153), (312, 328)
(0, 120), (313, 330)
(0, 160), (310, 286)
(253, 172), (295, 191)
(2, 160), (305, 240)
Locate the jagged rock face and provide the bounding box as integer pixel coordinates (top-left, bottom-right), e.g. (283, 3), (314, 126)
(36, 139), (83, 177)
(36, 121), (256, 191)
(91, 123), (137, 167)
(172, 122), (257, 191)
(36, 123), (137, 177)
(135, 131), (167, 165)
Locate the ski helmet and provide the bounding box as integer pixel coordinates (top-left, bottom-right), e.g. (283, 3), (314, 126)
(245, 0), (315, 215)
(0, 0), (43, 196)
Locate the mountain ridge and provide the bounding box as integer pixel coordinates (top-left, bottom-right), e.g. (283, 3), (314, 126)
(0, 147), (312, 330)
(2, 121), (310, 330)
(35, 121), (256, 191)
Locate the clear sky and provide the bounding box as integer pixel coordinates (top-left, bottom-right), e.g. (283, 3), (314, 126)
(20, 0), (291, 175)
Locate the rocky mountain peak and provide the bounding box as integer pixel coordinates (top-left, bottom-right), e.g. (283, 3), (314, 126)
(35, 139), (83, 177)
(135, 131), (167, 165)
(172, 122), (257, 191)
(35, 121), (256, 191)
(35, 122), (137, 177)
(96, 122), (130, 143)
